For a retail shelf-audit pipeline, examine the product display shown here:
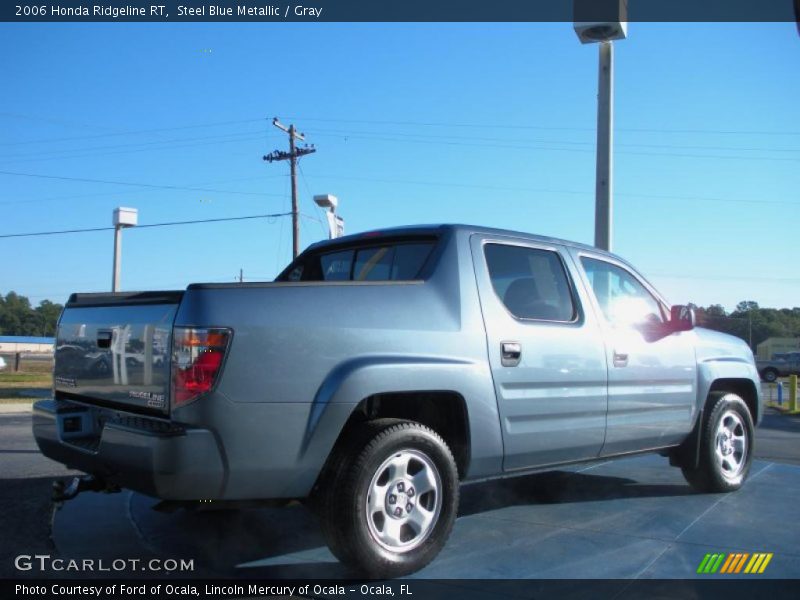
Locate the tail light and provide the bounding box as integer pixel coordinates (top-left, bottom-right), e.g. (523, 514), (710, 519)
(171, 327), (231, 408)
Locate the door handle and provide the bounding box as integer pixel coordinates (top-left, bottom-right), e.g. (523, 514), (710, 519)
(613, 350), (629, 367)
(501, 341), (522, 367)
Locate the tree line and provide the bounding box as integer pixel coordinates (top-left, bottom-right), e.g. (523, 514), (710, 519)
(1, 290), (798, 351)
(0, 292), (64, 338)
(691, 301), (800, 350)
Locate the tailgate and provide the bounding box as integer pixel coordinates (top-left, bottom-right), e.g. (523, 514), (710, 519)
(54, 291), (183, 415)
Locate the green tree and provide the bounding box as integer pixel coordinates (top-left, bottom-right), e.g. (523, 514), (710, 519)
(0, 292), (63, 337)
(34, 300), (63, 337)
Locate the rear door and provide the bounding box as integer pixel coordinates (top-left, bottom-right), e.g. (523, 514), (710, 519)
(571, 251), (697, 454)
(471, 235), (608, 470)
(54, 292), (181, 415)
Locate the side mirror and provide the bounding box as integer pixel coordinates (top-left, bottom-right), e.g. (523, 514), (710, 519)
(670, 305), (695, 332)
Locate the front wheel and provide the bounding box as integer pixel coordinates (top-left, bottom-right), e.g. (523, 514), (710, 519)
(318, 420), (459, 577)
(682, 392), (754, 493)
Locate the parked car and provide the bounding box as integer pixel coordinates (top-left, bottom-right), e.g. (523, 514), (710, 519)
(0, 356), (6, 371)
(757, 351), (800, 382)
(33, 224), (762, 577)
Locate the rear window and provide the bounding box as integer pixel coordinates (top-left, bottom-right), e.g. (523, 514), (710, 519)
(278, 240), (435, 282)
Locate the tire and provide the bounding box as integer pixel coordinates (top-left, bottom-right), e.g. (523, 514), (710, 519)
(317, 419), (459, 578)
(761, 368), (778, 383)
(681, 392), (754, 493)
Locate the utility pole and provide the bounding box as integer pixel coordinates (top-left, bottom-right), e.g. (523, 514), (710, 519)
(264, 118), (316, 259)
(239, 268), (243, 283)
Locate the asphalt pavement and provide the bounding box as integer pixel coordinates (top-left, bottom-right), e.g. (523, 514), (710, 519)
(0, 412), (75, 578)
(1, 404), (799, 582)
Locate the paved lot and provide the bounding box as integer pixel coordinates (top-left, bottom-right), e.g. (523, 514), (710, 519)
(0, 412), (75, 579)
(74, 457), (798, 580)
(2, 405), (799, 583)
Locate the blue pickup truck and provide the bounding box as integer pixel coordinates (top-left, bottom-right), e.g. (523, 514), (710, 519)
(34, 224), (761, 576)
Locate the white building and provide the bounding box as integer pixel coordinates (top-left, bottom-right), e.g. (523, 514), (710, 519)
(0, 336), (55, 354)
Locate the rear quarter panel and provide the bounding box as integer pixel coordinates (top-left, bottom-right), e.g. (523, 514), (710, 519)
(172, 230), (503, 498)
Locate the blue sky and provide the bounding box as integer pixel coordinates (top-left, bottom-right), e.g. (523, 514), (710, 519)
(0, 22), (798, 311)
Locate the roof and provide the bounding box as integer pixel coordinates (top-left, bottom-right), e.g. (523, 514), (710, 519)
(0, 336), (55, 344)
(307, 223), (613, 257)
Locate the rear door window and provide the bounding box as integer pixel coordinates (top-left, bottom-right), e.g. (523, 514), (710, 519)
(484, 243), (577, 322)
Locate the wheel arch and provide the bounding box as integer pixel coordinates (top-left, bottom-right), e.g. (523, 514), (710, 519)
(697, 359), (762, 426)
(707, 378), (760, 426)
(300, 354), (503, 496)
(672, 376), (760, 470)
(331, 390), (471, 478)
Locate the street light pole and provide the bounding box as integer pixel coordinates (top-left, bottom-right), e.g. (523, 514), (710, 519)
(594, 41), (614, 252)
(574, 0), (627, 252)
(112, 224), (123, 292)
(111, 207), (138, 292)
(314, 194), (344, 239)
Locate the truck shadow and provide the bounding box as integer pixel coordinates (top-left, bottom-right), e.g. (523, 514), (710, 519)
(459, 470), (693, 516)
(131, 469), (695, 578)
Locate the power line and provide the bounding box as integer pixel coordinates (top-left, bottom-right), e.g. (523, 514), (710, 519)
(0, 174), (287, 207)
(5, 123), (798, 162)
(0, 130), (268, 163)
(0, 212), (291, 240)
(304, 126), (800, 154)
(309, 131), (800, 163)
(285, 115), (800, 136)
(0, 170), (287, 198)
(3, 126), (795, 167)
(6, 166), (794, 209)
(0, 116), (264, 147)
(4, 111), (798, 150)
(302, 172), (800, 207)
(3, 116), (798, 168)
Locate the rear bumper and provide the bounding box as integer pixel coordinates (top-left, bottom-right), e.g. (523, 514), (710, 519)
(33, 399), (225, 500)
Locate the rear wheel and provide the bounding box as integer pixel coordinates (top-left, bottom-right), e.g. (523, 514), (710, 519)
(317, 419), (458, 577)
(682, 392), (754, 493)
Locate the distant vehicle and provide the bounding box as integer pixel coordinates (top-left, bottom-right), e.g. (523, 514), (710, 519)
(0, 356), (6, 370)
(34, 224), (762, 577)
(757, 352), (800, 382)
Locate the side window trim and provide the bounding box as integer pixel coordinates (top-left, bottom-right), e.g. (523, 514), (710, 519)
(481, 239), (583, 325)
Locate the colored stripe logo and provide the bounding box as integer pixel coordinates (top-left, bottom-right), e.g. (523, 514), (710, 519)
(697, 552), (773, 574)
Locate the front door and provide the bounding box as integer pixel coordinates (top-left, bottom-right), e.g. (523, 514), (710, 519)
(471, 235), (608, 470)
(572, 251), (697, 454)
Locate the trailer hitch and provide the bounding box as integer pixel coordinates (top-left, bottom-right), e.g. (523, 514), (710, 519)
(52, 475), (119, 502)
